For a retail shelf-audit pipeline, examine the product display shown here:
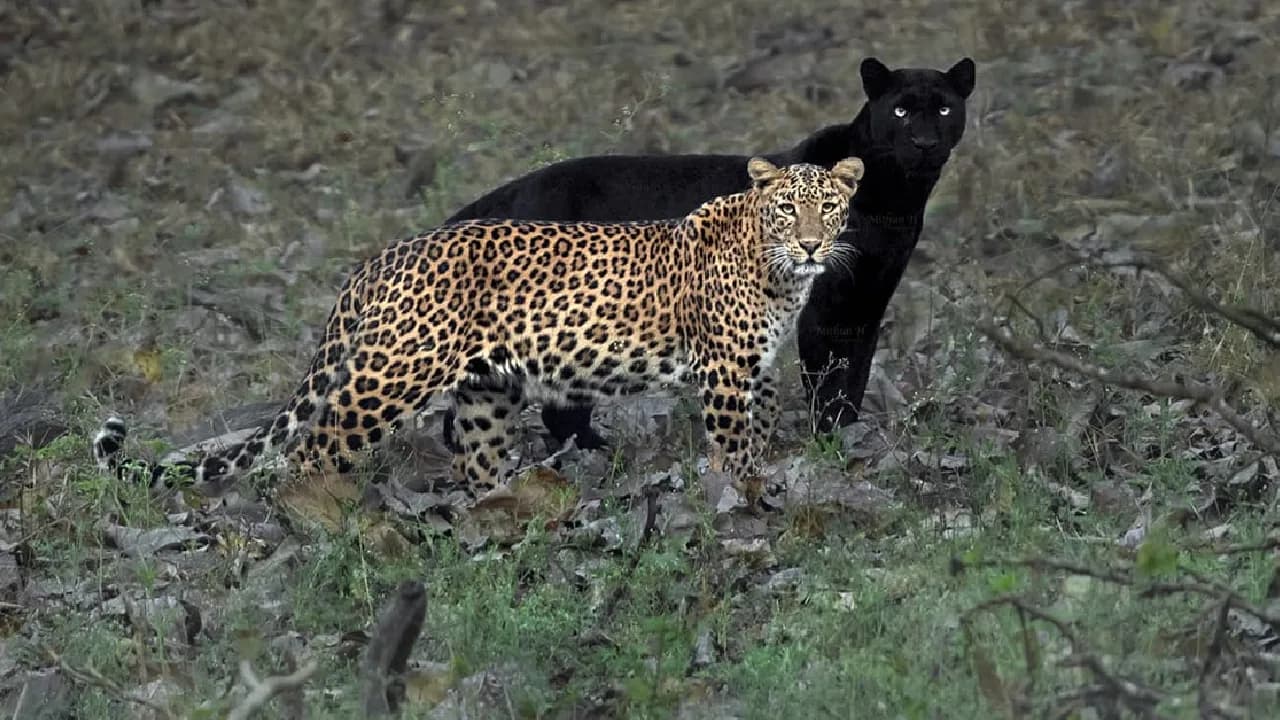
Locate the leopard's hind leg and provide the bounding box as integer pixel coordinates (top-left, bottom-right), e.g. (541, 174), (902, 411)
(449, 378), (526, 496)
(288, 335), (464, 480)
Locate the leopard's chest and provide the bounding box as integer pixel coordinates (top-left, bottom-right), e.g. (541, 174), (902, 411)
(756, 279), (815, 367)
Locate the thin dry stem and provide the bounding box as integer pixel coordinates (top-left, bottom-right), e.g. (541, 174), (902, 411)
(976, 320), (1280, 456)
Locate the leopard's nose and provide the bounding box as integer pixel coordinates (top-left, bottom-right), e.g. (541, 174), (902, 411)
(797, 239), (821, 258)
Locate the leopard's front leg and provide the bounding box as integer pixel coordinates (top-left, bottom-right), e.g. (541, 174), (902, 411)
(698, 360), (760, 482)
(750, 369), (780, 453)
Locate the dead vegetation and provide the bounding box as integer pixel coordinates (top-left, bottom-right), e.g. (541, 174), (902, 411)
(2, 0), (1280, 717)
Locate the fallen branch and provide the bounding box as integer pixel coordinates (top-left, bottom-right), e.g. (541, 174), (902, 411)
(511, 433), (581, 477)
(953, 554), (1280, 627)
(1193, 535), (1280, 556)
(593, 484), (661, 627)
(1011, 253), (1280, 349)
(361, 580), (429, 717)
(1125, 257), (1280, 350)
(41, 646), (175, 720)
(1197, 600), (1233, 718)
(227, 658), (320, 720)
(962, 596), (1171, 718)
(976, 320), (1280, 457)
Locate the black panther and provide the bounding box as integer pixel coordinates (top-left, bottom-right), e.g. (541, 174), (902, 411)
(441, 57), (976, 451)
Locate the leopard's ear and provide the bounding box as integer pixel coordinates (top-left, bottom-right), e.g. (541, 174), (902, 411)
(747, 157), (783, 189)
(830, 157), (864, 193)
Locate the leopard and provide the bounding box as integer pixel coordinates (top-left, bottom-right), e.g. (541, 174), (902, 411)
(92, 156), (864, 497)
(441, 56), (976, 449)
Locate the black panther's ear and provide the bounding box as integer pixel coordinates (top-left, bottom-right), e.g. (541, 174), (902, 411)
(946, 58), (976, 99)
(860, 57), (893, 100)
(747, 157), (783, 189)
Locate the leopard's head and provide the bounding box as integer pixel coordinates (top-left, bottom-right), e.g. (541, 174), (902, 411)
(748, 157), (863, 278)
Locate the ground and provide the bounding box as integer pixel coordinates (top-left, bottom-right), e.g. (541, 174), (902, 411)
(2, 0), (1280, 717)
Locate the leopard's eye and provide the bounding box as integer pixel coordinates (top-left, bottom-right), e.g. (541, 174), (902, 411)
(821, 201), (837, 213)
(778, 202), (796, 215)
(893, 107), (907, 118)
(939, 106), (951, 116)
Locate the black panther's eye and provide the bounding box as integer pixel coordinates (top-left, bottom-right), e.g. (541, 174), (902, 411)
(893, 107), (907, 118)
(939, 106), (951, 116)
(821, 202), (837, 213)
(778, 202), (795, 215)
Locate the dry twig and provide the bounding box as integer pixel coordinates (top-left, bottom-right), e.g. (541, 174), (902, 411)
(361, 580), (429, 717)
(1124, 257), (1280, 350)
(227, 658), (320, 720)
(954, 552), (1280, 717)
(596, 484), (661, 623)
(41, 646), (175, 719)
(976, 320), (1280, 456)
(954, 554), (1280, 627)
(1010, 254), (1280, 349)
(962, 595), (1171, 718)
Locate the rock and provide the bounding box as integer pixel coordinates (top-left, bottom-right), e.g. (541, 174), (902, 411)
(1086, 145), (1129, 196)
(780, 457), (898, 517)
(4, 669), (71, 719)
(169, 401), (279, 447)
(102, 524), (210, 556)
(191, 112), (248, 138)
(0, 639), (16, 681)
(714, 483), (746, 514)
(226, 178), (272, 216)
(130, 70), (213, 110)
(95, 132), (153, 157)
(129, 679), (180, 720)
(426, 663), (531, 719)
(0, 190), (34, 230)
(690, 629), (716, 669)
(724, 49), (819, 94)
(0, 551), (19, 600)
(720, 537), (775, 568)
(84, 194), (132, 223)
(0, 386), (68, 459)
(761, 567), (805, 595)
(1162, 62), (1224, 91)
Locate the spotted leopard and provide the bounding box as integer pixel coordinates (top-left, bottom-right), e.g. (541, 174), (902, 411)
(93, 156), (864, 496)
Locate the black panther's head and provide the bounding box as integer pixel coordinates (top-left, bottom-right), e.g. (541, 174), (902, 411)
(860, 57), (976, 178)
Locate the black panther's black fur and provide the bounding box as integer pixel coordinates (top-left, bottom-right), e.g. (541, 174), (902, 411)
(441, 57), (976, 451)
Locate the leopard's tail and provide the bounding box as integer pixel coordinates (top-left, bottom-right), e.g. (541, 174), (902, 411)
(93, 270), (367, 493)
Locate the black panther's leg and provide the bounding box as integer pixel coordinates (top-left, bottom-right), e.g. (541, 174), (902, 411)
(796, 271), (877, 434)
(541, 403), (608, 450)
(447, 401), (608, 451)
(799, 323), (882, 433)
(441, 405), (462, 453)
(798, 213), (922, 434)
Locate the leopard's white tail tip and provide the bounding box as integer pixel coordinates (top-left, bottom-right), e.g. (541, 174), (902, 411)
(92, 416), (129, 471)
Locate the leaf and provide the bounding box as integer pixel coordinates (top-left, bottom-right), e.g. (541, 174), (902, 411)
(1135, 537), (1179, 578)
(460, 467), (580, 548)
(472, 466), (578, 523)
(403, 662), (457, 707)
(624, 676), (654, 704)
(987, 571), (1020, 594)
(1016, 607), (1042, 679)
(275, 471), (363, 533)
(964, 624), (1013, 718)
(133, 348), (164, 383)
